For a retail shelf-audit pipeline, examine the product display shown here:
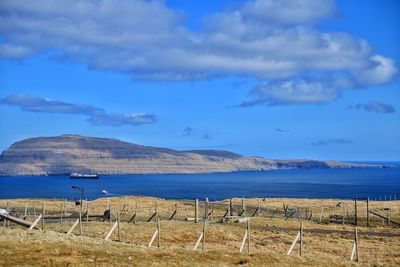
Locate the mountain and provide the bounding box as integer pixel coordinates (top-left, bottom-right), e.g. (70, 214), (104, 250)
(0, 134), (391, 176)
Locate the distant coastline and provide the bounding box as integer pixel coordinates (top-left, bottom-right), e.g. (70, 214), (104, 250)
(0, 134), (394, 177)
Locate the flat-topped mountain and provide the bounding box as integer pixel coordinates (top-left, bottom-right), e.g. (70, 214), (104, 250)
(0, 135), (390, 176)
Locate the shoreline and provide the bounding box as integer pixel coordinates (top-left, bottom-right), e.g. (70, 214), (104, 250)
(0, 163), (396, 177)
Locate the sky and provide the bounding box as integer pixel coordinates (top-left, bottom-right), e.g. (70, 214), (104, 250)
(0, 0), (399, 161)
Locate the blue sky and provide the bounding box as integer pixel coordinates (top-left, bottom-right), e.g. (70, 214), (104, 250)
(0, 0), (399, 161)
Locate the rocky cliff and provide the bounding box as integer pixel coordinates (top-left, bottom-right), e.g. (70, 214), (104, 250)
(0, 135), (390, 176)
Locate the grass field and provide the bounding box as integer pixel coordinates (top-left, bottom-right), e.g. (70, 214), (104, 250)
(1, 197), (399, 266)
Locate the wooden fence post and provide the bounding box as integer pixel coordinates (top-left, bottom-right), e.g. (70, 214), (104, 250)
(64, 199), (67, 217)
(79, 201), (83, 235)
(300, 222), (303, 256)
(195, 199), (199, 223)
(105, 219), (119, 240)
(67, 218), (80, 235)
(238, 219), (251, 252)
(241, 197), (246, 217)
(202, 220), (206, 250)
(350, 227), (359, 261)
(287, 222), (303, 256)
(229, 198), (233, 216)
(147, 219), (161, 248)
(86, 201), (89, 225)
(118, 212), (121, 241)
(247, 219), (251, 253)
(169, 204), (177, 220)
(366, 198), (370, 227)
(194, 220), (206, 251)
(41, 202), (45, 230)
(155, 202), (159, 222)
(157, 218), (161, 247)
(354, 198), (358, 226)
(24, 203), (28, 219)
(319, 208), (323, 223)
(204, 198), (209, 220)
(60, 203), (63, 224)
(28, 214), (43, 231)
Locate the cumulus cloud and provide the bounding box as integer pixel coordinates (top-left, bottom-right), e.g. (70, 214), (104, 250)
(239, 79), (341, 106)
(241, 0), (337, 25)
(311, 138), (354, 146)
(0, 0), (397, 104)
(1, 94), (156, 126)
(352, 101), (396, 114)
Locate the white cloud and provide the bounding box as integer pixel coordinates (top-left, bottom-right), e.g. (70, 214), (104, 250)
(241, 0), (337, 25)
(0, 0), (397, 104)
(353, 100), (396, 114)
(353, 55), (398, 85)
(1, 94), (156, 126)
(239, 80), (340, 106)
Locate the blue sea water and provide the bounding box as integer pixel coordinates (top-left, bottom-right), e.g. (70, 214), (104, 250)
(0, 162), (399, 201)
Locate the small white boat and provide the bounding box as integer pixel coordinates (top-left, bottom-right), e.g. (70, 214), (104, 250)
(102, 190), (108, 195)
(70, 173), (99, 179)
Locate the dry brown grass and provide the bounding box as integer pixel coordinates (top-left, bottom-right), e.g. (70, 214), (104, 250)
(1, 197), (400, 266)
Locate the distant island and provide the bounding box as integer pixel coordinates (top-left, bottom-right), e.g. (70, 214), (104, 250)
(0, 134), (392, 176)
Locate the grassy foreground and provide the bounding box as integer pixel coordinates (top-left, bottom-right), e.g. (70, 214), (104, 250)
(1, 197), (399, 266)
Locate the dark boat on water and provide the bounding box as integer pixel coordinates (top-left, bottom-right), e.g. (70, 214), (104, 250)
(70, 173), (99, 179)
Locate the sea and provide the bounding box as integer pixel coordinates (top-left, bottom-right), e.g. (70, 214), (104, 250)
(0, 162), (399, 201)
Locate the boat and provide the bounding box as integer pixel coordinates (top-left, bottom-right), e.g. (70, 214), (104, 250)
(101, 190), (108, 194)
(70, 173), (99, 179)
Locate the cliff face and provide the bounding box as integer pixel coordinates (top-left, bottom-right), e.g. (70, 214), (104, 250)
(0, 135), (388, 176)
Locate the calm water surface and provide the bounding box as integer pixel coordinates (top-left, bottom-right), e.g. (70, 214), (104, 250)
(1, 163), (399, 200)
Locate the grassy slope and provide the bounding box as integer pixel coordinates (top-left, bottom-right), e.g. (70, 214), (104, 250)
(1, 197), (400, 266)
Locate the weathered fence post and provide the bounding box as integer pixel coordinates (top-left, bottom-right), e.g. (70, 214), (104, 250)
(195, 198), (199, 223)
(134, 202), (138, 224)
(354, 198), (358, 226)
(241, 197), (246, 216)
(366, 197), (370, 227)
(41, 202), (45, 230)
(247, 219), (251, 253)
(24, 203), (28, 219)
(239, 219), (249, 252)
(157, 218), (161, 247)
(204, 198), (209, 220)
(67, 218), (80, 235)
(319, 208), (323, 223)
(169, 203), (177, 220)
(86, 201), (89, 225)
(194, 220), (206, 251)
(60, 203), (63, 224)
(229, 198), (233, 216)
(108, 200), (112, 224)
(350, 227), (359, 261)
(147, 218), (161, 248)
(117, 212), (121, 241)
(202, 219), (206, 250)
(79, 201), (83, 235)
(300, 222), (303, 256)
(287, 221), (303, 256)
